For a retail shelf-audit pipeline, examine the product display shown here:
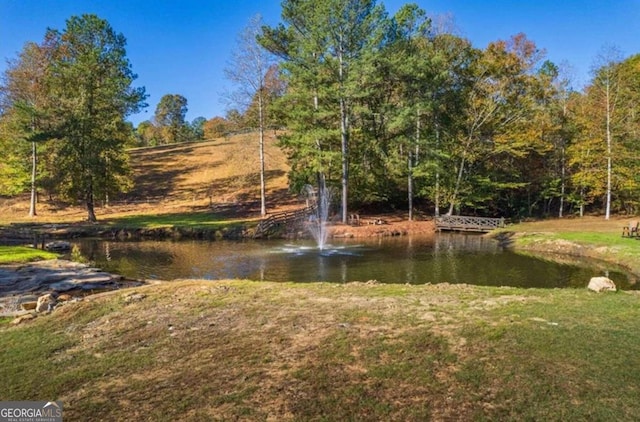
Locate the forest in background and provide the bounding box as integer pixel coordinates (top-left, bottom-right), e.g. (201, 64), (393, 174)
(1, 0), (639, 222)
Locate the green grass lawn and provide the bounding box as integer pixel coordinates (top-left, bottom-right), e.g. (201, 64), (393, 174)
(103, 212), (254, 229)
(507, 229), (640, 276)
(0, 246), (58, 264)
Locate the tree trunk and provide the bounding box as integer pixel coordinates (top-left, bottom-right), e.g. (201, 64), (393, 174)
(559, 145), (565, 218)
(605, 79), (612, 220)
(340, 96), (349, 224)
(258, 91), (267, 217)
(558, 100), (568, 218)
(29, 140), (37, 217)
(408, 150), (413, 221)
(434, 122), (440, 217)
(86, 185), (97, 223)
(409, 109), (420, 221)
(338, 43), (349, 224)
(448, 142), (469, 216)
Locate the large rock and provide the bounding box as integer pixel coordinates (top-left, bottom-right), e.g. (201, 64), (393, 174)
(45, 241), (72, 252)
(36, 293), (57, 312)
(11, 313), (36, 325)
(588, 277), (617, 293)
(0, 259), (139, 316)
(49, 273), (118, 292)
(20, 301), (37, 311)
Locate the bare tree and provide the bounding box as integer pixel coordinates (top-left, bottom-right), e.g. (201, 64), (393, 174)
(224, 14), (276, 217)
(590, 45), (624, 220)
(555, 61), (576, 218)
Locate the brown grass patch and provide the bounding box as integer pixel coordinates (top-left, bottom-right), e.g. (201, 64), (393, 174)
(508, 215), (631, 234)
(4, 280), (640, 420)
(0, 132), (295, 224)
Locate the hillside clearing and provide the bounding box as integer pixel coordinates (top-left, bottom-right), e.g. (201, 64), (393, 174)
(0, 133), (295, 225)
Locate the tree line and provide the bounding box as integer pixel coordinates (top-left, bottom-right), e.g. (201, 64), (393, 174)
(1, 2), (639, 223)
(252, 0), (640, 222)
(0, 15), (204, 220)
(135, 94), (206, 147)
(0, 14), (146, 221)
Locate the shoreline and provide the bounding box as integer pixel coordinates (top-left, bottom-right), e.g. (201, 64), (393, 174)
(0, 259), (144, 317)
(498, 231), (640, 279)
(0, 215), (437, 244)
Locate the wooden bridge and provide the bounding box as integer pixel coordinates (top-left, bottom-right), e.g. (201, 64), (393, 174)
(253, 206), (316, 239)
(435, 215), (505, 233)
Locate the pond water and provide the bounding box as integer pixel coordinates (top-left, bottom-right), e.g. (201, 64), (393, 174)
(73, 233), (638, 289)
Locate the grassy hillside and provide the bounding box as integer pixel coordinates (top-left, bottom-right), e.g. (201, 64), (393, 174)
(0, 132), (294, 224)
(127, 132), (291, 206)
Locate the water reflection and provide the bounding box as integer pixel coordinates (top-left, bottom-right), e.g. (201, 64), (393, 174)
(74, 233), (637, 289)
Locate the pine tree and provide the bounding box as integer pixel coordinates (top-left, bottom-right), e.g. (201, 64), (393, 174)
(47, 14), (147, 221)
(260, 0), (388, 222)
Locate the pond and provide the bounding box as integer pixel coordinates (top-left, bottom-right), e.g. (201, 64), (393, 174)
(73, 233), (638, 289)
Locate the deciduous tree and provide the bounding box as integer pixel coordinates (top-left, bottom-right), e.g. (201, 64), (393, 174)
(0, 36), (59, 216)
(571, 49), (640, 217)
(203, 116), (232, 139)
(135, 120), (160, 147)
(445, 34), (545, 215)
(226, 14), (277, 217)
(154, 94), (188, 144)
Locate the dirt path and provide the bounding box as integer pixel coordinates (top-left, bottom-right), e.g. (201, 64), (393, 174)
(331, 216), (435, 238)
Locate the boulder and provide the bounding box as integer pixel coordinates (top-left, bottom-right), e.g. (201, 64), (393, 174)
(36, 293), (57, 312)
(11, 313), (36, 325)
(20, 301), (37, 311)
(588, 277), (617, 293)
(45, 241), (72, 252)
(50, 273), (117, 292)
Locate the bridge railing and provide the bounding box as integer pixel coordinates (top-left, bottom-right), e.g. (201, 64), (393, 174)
(253, 205), (316, 238)
(435, 215), (505, 233)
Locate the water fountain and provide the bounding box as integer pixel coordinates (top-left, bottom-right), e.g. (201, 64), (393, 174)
(303, 178), (332, 250)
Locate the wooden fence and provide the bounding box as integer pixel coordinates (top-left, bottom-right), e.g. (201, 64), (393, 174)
(253, 206), (316, 239)
(435, 215), (505, 233)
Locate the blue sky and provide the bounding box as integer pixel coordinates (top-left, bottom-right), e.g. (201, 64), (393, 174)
(1, 1), (638, 126)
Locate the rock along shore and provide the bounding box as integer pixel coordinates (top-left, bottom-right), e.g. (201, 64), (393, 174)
(0, 259), (142, 318)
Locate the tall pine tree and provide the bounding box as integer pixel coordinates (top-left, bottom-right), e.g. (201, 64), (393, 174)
(47, 14), (146, 221)
(260, 0), (388, 222)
